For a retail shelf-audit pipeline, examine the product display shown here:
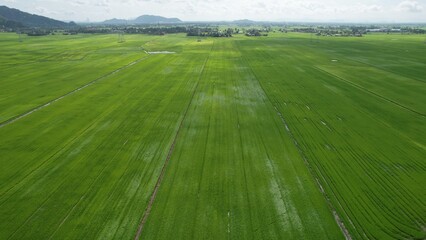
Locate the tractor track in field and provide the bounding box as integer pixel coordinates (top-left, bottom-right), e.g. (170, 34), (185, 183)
(313, 66), (425, 118)
(5, 59), (173, 239)
(348, 57), (426, 84)
(47, 137), (131, 240)
(5, 113), (128, 240)
(45, 62), (175, 239)
(0, 55), (150, 129)
(133, 45), (213, 240)
(0, 105), (112, 202)
(236, 42), (354, 239)
(265, 89), (354, 240)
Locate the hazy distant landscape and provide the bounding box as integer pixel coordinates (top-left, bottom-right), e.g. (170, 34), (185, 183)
(0, 2), (425, 240)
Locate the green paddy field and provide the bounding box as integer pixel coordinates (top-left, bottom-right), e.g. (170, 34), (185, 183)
(0, 32), (425, 239)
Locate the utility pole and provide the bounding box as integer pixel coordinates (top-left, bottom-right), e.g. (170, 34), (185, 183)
(118, 32), (125, 43)
(18, 31), (22, 42)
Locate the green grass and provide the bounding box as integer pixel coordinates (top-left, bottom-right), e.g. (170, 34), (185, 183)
(142, 38), (341, 239)
(0, 32), (424, 239)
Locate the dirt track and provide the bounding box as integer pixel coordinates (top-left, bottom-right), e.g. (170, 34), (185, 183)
(0, 56), (150, 129)
(133, 50), (212, 240)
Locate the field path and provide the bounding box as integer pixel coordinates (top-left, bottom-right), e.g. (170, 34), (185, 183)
(235, 37), (425, 239)
(237, 43), (353, 239)
(133, 43), (214, 240)
(0, 55), (150, 129)
(314, 66), (426, 117)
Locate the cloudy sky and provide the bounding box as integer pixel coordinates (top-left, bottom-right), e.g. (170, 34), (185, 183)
(1, 0), (425, 22)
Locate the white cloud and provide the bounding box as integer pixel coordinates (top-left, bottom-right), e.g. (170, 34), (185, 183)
(300, 2), (325, 12)
(35, 6), (58, 15)
(363, 5), (383, 12)
(0, 0), (425, 22)
(70, 0), (85, 7)
(35, 6), (47, 14)
(94, 0), (110, 7)
(397, 0), (423, 12)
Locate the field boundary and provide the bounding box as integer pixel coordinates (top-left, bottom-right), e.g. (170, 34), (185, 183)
(314, 66), (425, 117)
(271, 105), (353, 240)
(347, 56), (426, 84)
(236, 43), (353, 239)
(133, 44), (213, 240)
(0, 55), (150, 129)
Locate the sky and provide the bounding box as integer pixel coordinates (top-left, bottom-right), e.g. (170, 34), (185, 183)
(1, 0), (425, 23)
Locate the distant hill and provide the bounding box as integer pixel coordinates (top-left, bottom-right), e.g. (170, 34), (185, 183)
(102, 15), (182, 25)
(0, 15), (24, 28)
(134, 15), (182, 24)
(232, 19), (257, 25)
(0, 5), (77, 28)
(102, 18), (129, 25)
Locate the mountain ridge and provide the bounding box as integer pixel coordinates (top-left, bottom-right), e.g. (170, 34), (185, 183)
(102, 15), (182, 25)
(0, 5), (76, 28)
